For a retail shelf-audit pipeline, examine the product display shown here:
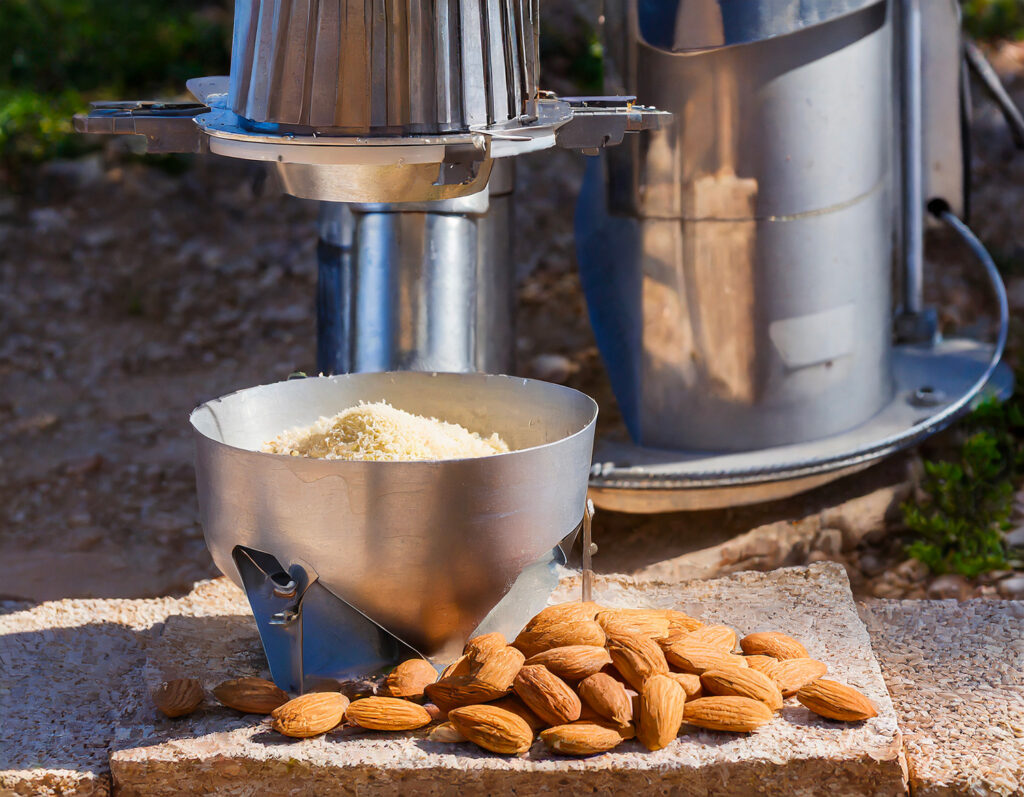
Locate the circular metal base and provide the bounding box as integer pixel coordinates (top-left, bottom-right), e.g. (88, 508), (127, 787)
(589, 338), (1014, 513)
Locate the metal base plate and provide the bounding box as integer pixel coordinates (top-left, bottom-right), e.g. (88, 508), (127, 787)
(589, 338), (1014, 513)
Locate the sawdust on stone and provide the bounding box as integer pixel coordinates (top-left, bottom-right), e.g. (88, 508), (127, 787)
(860, 598), (1024, 796)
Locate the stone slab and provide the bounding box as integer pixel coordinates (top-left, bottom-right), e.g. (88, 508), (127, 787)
(860, 599), (1024, 796)
(0, 580), (248, 797)
(108, 563), (906, 796)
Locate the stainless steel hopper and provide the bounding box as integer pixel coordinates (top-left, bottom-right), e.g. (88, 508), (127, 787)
(190, 371), (597, 692)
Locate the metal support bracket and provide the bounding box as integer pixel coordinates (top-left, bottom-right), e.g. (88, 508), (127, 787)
(232, 545), (416, 693)
(73, 101), (209, 154)
(554, 96), (670, 153)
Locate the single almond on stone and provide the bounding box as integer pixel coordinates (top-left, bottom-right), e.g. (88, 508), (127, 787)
(428, 721), (467, 743)
(797, 679), (877, 721)
(774, 658), (828, 697)
(596, 609), (671, 640)
(424, 676), (508, 713)
(212, 677), (288, 714)
(683, 696), (773, 732)
(525, 645), (611, 681)
(448, 704), (534, 754)
(636, 673), (685, 751)
(667, 672), (703, 700)
(271, 692), (349, 738)
(513, 664), (582, 726)
(743, 655), (782, 681)
(662, 639), (749, 674)
(700, 667), (783, 711)
(578, 672), (633, 726)
(464, 631), (507, 662)
(488, 694), (546, 730)
(684, 625), (738, 652)
(513, 620), (606, 658)
(540, 722), (625, 755)
(346, 696), (432, 731)
(607, 632), (669, 691)
(383, 659), (438, 702)
(153, 678), (204, 718)
(740, 631), (809, 660)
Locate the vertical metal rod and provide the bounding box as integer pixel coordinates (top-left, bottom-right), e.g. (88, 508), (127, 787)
(581, 498), (595, 603)
(900, 0), (924, 315)
(316, 202), (354, 375)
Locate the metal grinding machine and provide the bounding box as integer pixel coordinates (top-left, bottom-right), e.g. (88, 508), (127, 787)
(77, 0), (1023, 689)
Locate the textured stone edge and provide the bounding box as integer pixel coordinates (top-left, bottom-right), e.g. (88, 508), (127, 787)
(110, 746), (907, 797)
(0, 768), (110, 797)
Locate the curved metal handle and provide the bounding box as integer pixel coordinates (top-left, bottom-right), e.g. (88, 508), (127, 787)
(965, 39), (1024, 150)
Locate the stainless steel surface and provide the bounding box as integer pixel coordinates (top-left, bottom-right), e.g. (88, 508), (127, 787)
(591, 463), (875, 513)
(198, 95), (659, 202)
(589, 209), (1012, 511)
(316, 203), (356, 375)
(899, 0), (925, 318)
(228, 0), (539, 132)
(604, 4), (890, 219)
(233, 546), (417, 691)
(591, 341), (1014, 511)
(922, 0), (967, 218)
(327, 160), (515, 374)
(352, 213), (476, 371)
(578, 0), (895, 451)
(577, 175), (894, 451)
(620, 0), (885, 53)
(192, 371), (597, 667)
(553, 97), (669, 153)
(72, 101), (209, 154)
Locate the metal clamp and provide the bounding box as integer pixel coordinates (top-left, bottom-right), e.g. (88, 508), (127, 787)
(554, 96), (670, 154)
(73, 101), (209, 154)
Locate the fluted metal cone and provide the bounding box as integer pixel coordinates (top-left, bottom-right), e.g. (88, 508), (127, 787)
(229, 0), (540, 133)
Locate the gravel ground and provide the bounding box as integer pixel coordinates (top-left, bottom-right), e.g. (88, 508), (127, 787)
(2, 40), (1024, 603)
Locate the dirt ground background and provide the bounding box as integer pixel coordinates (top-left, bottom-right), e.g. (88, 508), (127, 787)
(3, 32), (1024, 603)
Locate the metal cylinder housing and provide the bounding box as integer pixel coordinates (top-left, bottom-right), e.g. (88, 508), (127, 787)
(577, 0), (895, 451)
(229, 0), (540, 133)
(316, 160), (516, 375)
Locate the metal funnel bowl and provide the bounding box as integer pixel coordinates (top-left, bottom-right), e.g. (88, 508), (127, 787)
(190, 372), (596, 689)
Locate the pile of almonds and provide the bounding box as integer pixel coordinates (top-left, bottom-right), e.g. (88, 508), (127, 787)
(152, 601), (878, 756)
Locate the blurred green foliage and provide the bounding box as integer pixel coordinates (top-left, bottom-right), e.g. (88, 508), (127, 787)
(963, 0), (1024, 40)
(903, 395), (1024, 577)
(0, 0), (230, 182)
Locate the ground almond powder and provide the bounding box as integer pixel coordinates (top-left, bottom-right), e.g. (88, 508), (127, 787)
(262, 401), (510, 461)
